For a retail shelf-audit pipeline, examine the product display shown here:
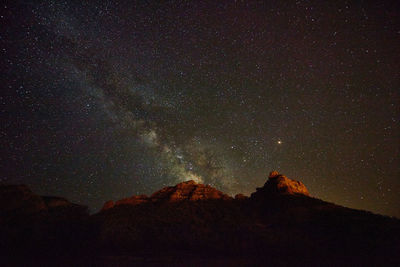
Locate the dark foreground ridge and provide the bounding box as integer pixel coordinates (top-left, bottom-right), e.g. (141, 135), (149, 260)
(1, 172), (400, 266)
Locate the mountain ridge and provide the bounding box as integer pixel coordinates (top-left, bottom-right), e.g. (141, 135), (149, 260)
(101, 171), (311, 211)
(1, 171), (400, 266)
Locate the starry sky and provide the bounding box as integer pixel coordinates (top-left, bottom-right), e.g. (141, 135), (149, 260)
(1, 0), (399, 217)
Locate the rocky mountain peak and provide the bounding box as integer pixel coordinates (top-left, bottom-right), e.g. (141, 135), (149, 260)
(268, 170), (280, 179)
(251, 171), (310, 199)
(101, 172), (312, 211)
(101, 180), (232, 211)
(177, 180), (197, 186)
(151, 180), (231, 202)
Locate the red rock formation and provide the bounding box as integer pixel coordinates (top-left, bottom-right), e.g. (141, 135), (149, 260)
(116, 195), (149, 206)
(234, 193), (248, 200)
(102, 195), (149, 211)
(251, 171), (310, 198)
(101, 180), (232, 210)
(101, 172), (311, 212)
(101, 200), (115, 211)
(2, 176), (400, 266)
(151, 180), (232, 202)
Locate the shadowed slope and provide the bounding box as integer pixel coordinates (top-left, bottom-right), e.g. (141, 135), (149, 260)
(1, 172), (400, 266)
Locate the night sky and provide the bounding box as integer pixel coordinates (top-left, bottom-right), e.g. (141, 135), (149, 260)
(1, 1), (399, 217)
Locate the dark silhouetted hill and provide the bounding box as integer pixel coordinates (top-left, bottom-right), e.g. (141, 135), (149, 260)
(1, 172), (400, 266)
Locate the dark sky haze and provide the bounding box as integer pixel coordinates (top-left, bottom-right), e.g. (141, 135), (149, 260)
(1, 0), (399, 217)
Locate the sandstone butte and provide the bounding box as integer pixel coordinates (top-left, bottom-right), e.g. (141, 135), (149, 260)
(101, 180), (232, 211)
(251, 170), (310, 199)
(101, 171), (310, 211)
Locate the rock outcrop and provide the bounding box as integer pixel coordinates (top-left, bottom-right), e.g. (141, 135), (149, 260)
(234, 193), (248, 200)
(101, 200), (115, 211)
(102, 172), (310, 211)
(116, 195), (149, 205)
(150, 180), (232, 202)
(101, 180), (232, 211)
(251, 171), (310, 199)
(102, 195), (149, 211)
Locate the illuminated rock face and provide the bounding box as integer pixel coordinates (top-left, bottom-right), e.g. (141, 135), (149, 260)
(101, 180), (232, 211)
(101, 172), (311, 211)
(251, 171), (310, 198)
(101, 195), (149, 211)
(116, 195), (149, 205)
(101, 200), (115, 211)
(234, 193), (248, 200)
(151, 180), (232, 202)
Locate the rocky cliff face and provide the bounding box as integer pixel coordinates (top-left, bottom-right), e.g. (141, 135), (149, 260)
(102, 180), (231, 211)
(101, 195), (149, 210)
(251, 171), (310, 199)
(150, 180), (232, 202)
(101, 171), (310, 211)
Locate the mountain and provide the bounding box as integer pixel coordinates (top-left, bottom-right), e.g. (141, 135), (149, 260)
(0, 184), (88, 217)
(101, 179), (232, 211)
(252, 170), (310, 197)
(1, 172), (400, 266)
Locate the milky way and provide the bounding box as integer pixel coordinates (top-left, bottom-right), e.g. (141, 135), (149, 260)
(1, 1), (399, 217)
